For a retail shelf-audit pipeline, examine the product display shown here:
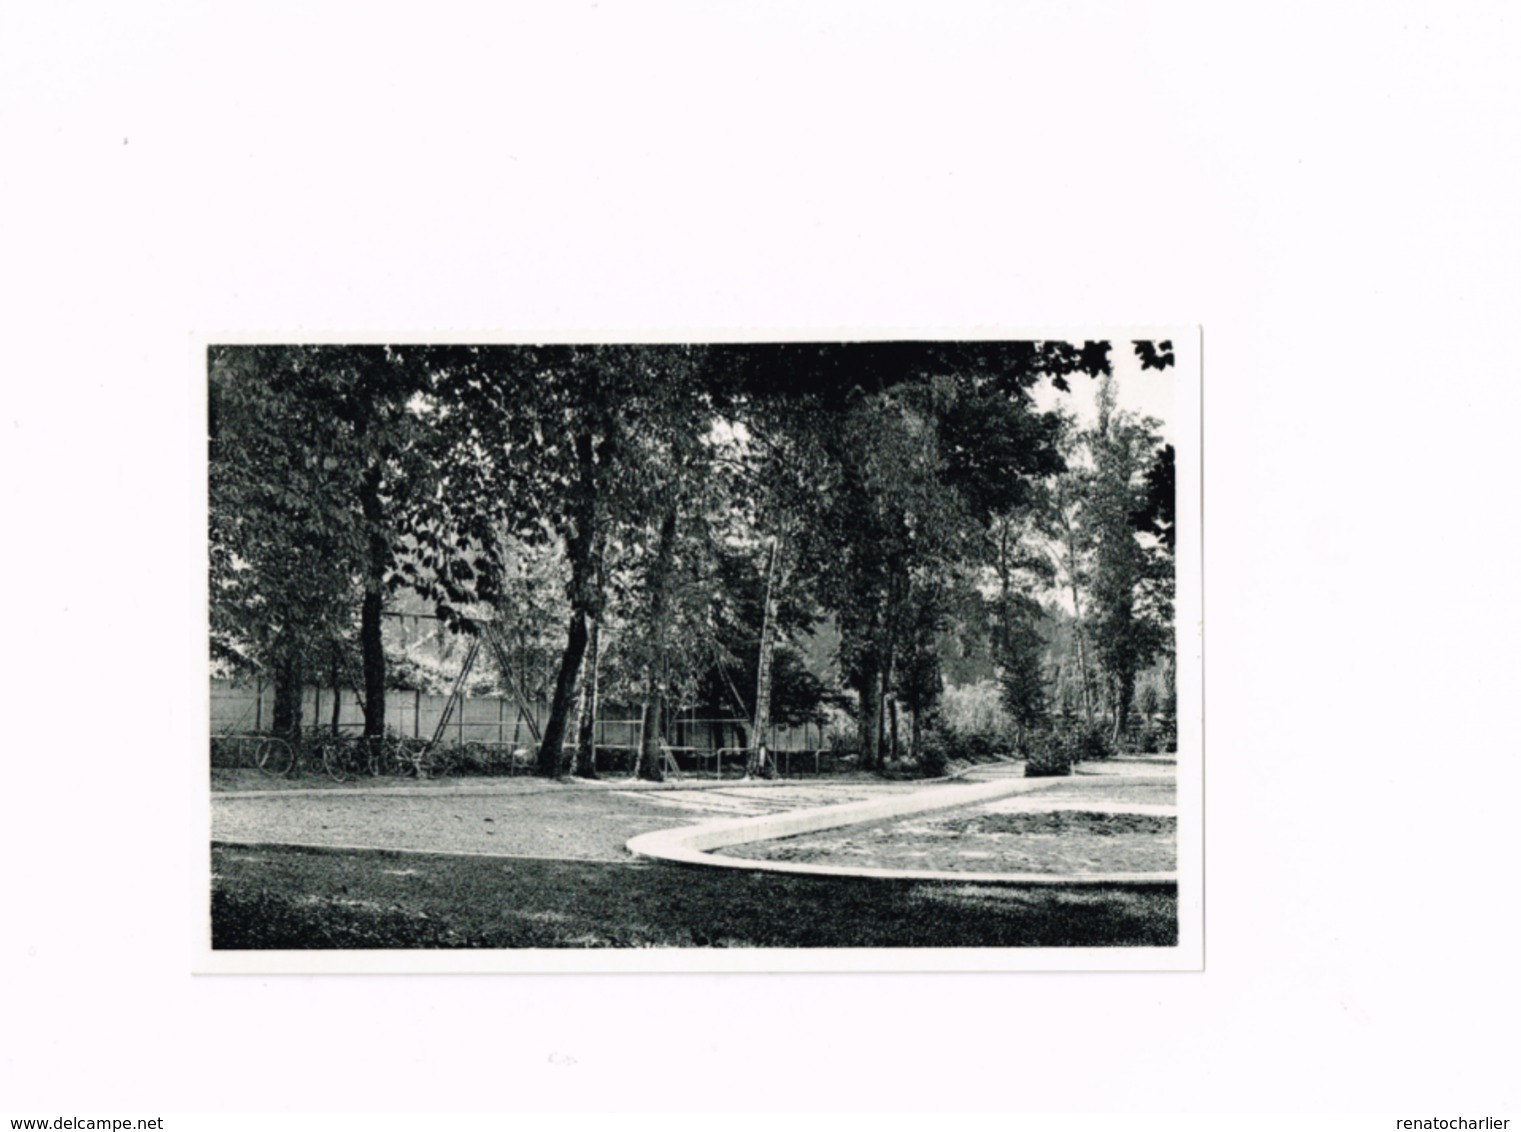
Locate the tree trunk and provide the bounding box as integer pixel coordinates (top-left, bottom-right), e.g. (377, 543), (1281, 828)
(1113, 670), (1135, 746)
(360, 591), (385, 739)
(573, 616), (600, 778)
(330, 653), (342, 736)
(746, 536), (781, 779)
(636, 505), (680, 782)
(1060, 506), (1097, 731)
(359, 466), (388, 741)
(882, 636), (898, 767)
(856, 663), (883, 771)
(638, 675), (666, 782)
(538, 607), (586, 777)
(271, 649), (303, 739)
(538, 436), (601, 777)
(1075, 627), (1096, 729)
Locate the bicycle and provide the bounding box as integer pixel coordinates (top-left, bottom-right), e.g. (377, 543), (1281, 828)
(311, 732), (428, 781)
(377, 734), (434, 779)
(315, 733), (372, 782)
(211, 732), (294, 776)
(255, 735), (294, 776)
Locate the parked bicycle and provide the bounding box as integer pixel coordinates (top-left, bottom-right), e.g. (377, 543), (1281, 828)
(211, 732), (293, 776)
(311, 732), (435, 781)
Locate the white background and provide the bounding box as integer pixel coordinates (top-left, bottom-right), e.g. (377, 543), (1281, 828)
(2, 0), (1517, 1116)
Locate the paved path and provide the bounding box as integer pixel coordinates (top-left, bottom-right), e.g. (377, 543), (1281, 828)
(210, 758), (1175, 868)
(626, 770), (1178, 887)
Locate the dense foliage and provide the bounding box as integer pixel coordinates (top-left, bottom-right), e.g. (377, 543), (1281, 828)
(208, 339), (1176, 774)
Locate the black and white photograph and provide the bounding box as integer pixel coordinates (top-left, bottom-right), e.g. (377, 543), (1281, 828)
(6, 0), (1517, 1123)
(203, 335), (1200, 971)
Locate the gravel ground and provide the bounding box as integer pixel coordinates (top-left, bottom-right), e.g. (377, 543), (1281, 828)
(211, 778), (919, 860)
(213, 789), (670, 859)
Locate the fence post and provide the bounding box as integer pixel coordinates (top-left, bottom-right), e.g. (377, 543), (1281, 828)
(414, 689), (421, 739)
(255, 679), (263, 733)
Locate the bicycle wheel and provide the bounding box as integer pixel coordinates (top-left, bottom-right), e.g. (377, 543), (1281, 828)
(321, 740), (350, 782)
(256, 737), (293, 776)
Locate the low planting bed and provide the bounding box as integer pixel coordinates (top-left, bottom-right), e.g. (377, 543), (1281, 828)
(722, 804), (1176, 875)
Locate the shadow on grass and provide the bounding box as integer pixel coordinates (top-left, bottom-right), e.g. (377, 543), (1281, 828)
(212, 842), (1176, 950)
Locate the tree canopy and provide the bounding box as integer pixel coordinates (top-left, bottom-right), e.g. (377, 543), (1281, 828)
(208, 338), (1177, 771)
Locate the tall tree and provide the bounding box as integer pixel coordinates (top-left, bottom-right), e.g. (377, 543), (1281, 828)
(746, 535), (782, 776)
(1035, 422), (1099, 729)
(209, 347), (361, 736)
(212, 345), (504, 741)
(433, 345), (717, 777)
(1086, 374), (1171, 740)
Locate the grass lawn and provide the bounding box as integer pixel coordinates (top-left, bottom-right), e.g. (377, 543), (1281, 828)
(211, 842), (1177, 949)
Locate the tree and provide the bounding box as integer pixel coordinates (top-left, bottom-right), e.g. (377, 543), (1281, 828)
(209, 347), (362, 736)
(211, 346), (505, 742)
(987, 503), (1057, 742)
(788, 351), (1095, 769)
(432, 345), (720, 777)
(747, 535), (782, 777)
(1086, 374), (1171, 740)
(1035, 422), (1099, 729)
(311, 348), (452, 743)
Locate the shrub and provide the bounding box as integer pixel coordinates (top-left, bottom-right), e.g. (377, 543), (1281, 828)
(823, 728), (860, 757)
(1069, 725), (1116, 763)
(1023, 731), (1072, 777)
(917, 731), (949, 778)
(918, 718), (1018, 771)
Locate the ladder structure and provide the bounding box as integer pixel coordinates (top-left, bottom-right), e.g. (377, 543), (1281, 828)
(478, 619), (542, 743)
(427, 634), (482, 750)
(425, 615), (549, 752)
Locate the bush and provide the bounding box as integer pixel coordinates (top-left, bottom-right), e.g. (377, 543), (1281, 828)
(1068, 725), (1116, 763)
(823, 727), (859, 757)
(918, 719), (1018, 772)
(1023, 730), (1072, 778)
(917, 731), (949, 778)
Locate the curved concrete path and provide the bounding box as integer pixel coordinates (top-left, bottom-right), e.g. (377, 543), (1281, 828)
(626, 773), (1177, 887)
